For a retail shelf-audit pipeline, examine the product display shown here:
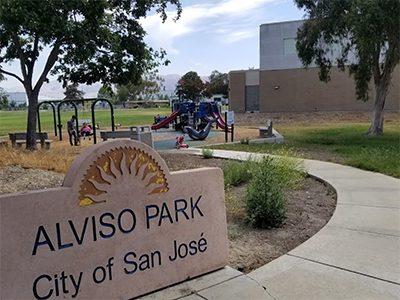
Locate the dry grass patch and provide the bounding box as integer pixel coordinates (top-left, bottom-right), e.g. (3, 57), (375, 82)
(0, 141), (87, 173)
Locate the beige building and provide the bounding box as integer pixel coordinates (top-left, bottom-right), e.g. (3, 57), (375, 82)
(229, 20), (399, 113)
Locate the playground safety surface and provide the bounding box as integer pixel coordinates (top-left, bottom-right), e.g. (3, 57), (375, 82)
(152, 129), (221, 150)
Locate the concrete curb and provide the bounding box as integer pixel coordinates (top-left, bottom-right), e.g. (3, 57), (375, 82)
(194, 128), (284, 149)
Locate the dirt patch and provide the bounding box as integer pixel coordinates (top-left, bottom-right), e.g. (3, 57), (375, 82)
(0, 153), (336, 274)
(161, 153), (228, 171)
(0, 165), (63, 194)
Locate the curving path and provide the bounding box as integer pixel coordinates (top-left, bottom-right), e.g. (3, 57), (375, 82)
(141, 149), (400, 300)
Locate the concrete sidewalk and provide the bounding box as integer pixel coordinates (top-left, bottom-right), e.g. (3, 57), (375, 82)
(141, 149), (400, 300)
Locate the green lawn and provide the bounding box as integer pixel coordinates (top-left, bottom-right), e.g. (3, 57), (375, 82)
(2, 110), (399, 177)
(211, 122), (400, 178)
(0, 107), (171, 136)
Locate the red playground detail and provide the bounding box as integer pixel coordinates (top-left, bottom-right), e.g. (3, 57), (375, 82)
(175, 135), (189, 149)
(151, 110), (181, 130)
(212, 111), (231, 132)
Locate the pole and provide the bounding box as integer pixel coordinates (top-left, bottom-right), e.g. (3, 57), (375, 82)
(51, 103), (57, 136)
(231, 123), (234, 142)
(224, 111), (228, 143)
(91, 101), (97, 144)
(57, 103), (62, 140)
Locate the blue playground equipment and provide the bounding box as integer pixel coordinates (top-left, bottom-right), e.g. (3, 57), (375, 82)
(151, 100), (230, 141)
(185, 119), (214, 141)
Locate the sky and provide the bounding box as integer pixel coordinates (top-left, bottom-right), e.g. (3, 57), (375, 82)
(146, 0), (304, 75)
(0, 0), (304, 94)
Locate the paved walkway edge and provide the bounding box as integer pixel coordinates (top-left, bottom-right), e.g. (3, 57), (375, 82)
(143, 149), (400, 300)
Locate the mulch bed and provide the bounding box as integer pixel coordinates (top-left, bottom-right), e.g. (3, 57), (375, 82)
(161, 153), (337, 272)
(0, 152), (336, 273)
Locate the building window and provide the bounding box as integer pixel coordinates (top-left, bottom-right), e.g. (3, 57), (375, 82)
(283, 38), (297, 55)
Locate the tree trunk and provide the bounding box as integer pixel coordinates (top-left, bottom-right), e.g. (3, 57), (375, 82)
(368, 78), (390, 136)
(26, 91), (39, 150)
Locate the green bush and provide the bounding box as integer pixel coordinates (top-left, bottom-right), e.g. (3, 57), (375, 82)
(240, 137), (250, 144)
(222, 159), (256, 187)
(272, 155), (305, 189)
(246, 156), (304, 228)
(201, 148), (214, 159)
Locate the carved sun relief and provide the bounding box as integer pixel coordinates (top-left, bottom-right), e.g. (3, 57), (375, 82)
(78, 147), (169, 207)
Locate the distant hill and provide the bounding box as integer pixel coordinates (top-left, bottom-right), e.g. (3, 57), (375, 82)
(38, 81), (102, 100)
(6, 92), (27, 105)
(2, 74), (209, 100)
(160, 74), (181, 92)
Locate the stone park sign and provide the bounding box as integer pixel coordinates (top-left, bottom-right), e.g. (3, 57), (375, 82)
(0, 140), (228, 299)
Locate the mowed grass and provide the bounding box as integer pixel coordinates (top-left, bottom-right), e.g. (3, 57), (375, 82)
(0, 107), (171, 137)
(211, 122), (400, 178)
(1, 109), (399, 178)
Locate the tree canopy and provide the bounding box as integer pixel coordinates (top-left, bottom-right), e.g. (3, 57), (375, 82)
(97, 85), (114, 100)
(205, 70), (229, 98)
(0, 90), (8, 110)
(295, 0), (400, 135)
(64, 83), (84, 100)
(176, 71), (205, 101)
(0, 0), (182, 149)
(114, 71), (164, 103)
(0, 74), (8, 110)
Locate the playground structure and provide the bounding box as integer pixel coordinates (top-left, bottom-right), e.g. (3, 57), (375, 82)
(151, 101), (231, 140)
(37, 98), (154, 147)
(185, 120), (214, 141)
(37, 98), (115, 144)
(34, 98), (232, 148)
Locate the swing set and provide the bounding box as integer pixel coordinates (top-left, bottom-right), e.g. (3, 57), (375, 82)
(37, 98), (115, 144)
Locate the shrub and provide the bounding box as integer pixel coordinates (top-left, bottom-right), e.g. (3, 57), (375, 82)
(222, 159), (256, 187)
(201, 148), (214, 159)
(272, 155), (305, 189)
(245, 156), (304, 228)
(240, 137), (250, 144)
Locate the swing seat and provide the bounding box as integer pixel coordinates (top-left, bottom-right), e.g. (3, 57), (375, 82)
(80, 119), (92, 125)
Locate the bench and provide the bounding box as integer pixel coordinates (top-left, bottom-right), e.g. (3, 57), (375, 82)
(100, 126), (154, 148)
(100, 130), (131, 141)
(9, 132), (51, 149)
(259, 120), (275, 138)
